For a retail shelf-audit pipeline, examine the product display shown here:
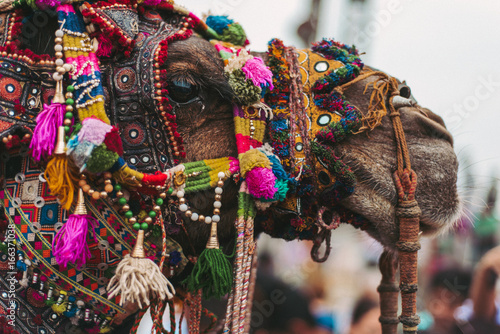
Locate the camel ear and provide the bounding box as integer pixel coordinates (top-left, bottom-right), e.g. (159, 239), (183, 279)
(80, 2), (139, 57)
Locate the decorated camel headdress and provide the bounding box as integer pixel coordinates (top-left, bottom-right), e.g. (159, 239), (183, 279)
(0, 1), (429, 333)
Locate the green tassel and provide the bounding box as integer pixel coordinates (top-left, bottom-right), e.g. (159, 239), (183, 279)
(185, 247), (232, 299)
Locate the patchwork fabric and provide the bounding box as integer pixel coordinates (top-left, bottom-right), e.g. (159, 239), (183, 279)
(0, 55), (55, 139)
(102, 9), (186, 173)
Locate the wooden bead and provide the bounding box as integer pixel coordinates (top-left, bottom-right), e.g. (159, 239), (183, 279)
(104, 184), (114, 193)
(213, 208), (220, 215)
(103, 172), (112, 179)
(82, 184), (91, 193)
(100, 191), (108, 199)
(215, 194), (221, 201)
(92, 191), (101, 200)
(78, 179), (87, 187)
(122, 204), (130, 211)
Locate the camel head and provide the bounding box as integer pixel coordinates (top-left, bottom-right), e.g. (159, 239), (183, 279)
(163, 36), (460, 253)
(0, 3), (461, 332)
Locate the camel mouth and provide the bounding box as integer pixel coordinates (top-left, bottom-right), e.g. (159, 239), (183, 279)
(337, 186), (463, 248)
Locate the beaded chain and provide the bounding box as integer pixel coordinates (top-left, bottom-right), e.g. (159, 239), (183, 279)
(154, 14), (194, 163)
(58, 4), (109, 124)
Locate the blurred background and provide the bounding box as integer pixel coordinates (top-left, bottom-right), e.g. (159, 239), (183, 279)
(141, 0), (500, 332)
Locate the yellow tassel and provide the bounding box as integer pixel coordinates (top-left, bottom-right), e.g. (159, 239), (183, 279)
(51, 301), (68, 315)
(51, 290), (68, 315)
(45, 127), (79, 210)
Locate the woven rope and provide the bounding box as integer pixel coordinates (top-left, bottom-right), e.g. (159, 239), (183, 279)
(341, 70), (422, 333)
(378, 251), (399, 334)
(394, 170), (421, 334)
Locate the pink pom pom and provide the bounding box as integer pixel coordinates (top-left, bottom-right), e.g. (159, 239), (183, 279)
(143, 0), (162, 5)
(246, 167), (277, 199)
(52, 214), (98, 268)
(242, 57), (274, 90)
(32, 289), (44, 301)
(78, 117), (113, 145)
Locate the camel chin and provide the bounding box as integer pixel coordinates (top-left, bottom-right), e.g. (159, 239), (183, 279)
(325, 101), (461, 249)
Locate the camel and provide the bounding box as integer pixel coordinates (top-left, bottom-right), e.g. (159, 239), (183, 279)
(0, 2), (459, 334)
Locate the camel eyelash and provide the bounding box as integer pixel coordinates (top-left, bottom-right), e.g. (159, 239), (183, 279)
(167, 80), (200, 104)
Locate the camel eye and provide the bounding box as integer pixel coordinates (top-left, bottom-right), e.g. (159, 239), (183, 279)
(167, 80), (199, 104)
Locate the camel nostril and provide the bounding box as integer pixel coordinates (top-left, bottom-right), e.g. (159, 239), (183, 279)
(398, 83), (411, 98)
(418, 113), (454, 146)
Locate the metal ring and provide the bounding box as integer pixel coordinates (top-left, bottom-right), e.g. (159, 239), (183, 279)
(97, 263), (109, 271)
(31, 223), (41, 233)
(98, 240), (109, 250)
(39, 173), (47, 183)
(34, 197), (45, 208)
(12, 197), (22, 208)
(14, 173), (25, 183)
(54, 222), (63, 233)
(97, 277), (109, 285)
(76, 264), (86, 271)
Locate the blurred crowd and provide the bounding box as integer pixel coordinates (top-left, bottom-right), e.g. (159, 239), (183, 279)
(248, 181), (500, 334)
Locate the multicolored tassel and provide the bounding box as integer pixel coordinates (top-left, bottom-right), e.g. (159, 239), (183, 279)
(29, 81), (66, 162)
(51, 290), (68, 315)
(185, 220), (233, 299)
(107, 229), (175, 308)
(52, 188), (98, 268)
(45, 126), (79, 210)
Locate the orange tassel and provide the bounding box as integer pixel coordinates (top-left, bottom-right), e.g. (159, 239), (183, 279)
(45, 127), (79, 210)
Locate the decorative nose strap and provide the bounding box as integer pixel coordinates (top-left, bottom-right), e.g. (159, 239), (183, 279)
(393, 169), (421, 334)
